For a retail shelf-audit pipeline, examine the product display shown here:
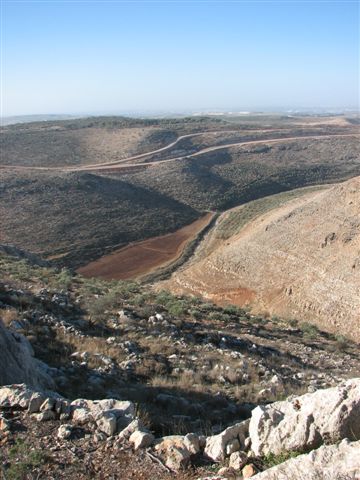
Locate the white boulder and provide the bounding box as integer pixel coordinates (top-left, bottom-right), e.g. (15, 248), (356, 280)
(251, 439), (360, 480)
(205, 419), (250, 462)
(249, 378), (360, 456)
(229, 451), (247, 470)
(57, 424), (73, 440)
(129, 430), (154, 449)
(96, 411), (117, 436)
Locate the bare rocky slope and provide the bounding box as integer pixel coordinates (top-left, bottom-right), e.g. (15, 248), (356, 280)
(162, 177), (360, 341)
(1, 249), (360, 478)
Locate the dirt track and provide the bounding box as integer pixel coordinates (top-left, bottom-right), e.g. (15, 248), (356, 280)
(67, 133), (360, 172)
(1, 133), (358, 173)
(77, 212), (214, 280)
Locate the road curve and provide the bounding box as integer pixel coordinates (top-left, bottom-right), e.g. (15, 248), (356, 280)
(78, 133), (360, 172)
(1, 133), (358, 173)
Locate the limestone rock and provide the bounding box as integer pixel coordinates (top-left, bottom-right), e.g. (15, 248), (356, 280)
(205, 419), (250, 462)
(184, 433), (201, 454)
(57, 424), (73, 440)
(129, 430), (154, 449)
(0, 416), (10, 432)
(72, 406), (91, 424)
(165, 445), (191, 471)
(40, 398), (56, 412)
(251, 439), (360, 480)
(0, 384), (35, 408)
(96, 412), (117, 436)
(70, 398), (135, 432)
(118, 419), (143, 440)
(249, 378), (360, 456)
(36, 410), (57, 421)
(28, 392), (47, 413)
(196, 476), (227, 480)
(229, 451), (247, 470)
(243, 464), (257, 478)
(155, 434), (197, 471)
(226, 438), (240, 455)
(0, 319), (54, 388)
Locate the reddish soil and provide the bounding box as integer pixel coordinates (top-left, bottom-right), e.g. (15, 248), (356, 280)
(77, 213), (214, 280)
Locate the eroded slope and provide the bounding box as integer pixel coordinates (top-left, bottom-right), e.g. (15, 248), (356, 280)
(162, 177), (360, 340)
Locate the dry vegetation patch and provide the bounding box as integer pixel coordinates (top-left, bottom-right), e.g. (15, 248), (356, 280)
(1, 252), (359, 440)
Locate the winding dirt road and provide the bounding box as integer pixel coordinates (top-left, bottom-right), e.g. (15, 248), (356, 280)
(1, 132), (358, 173)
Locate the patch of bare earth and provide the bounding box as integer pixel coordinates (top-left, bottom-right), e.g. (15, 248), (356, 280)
(77, 213), (214, 280)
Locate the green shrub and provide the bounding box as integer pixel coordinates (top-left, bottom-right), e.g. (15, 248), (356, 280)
(263, 450), (302, 468)
(208, 311), (232, 322)
(189, 309), (202, 320)
(131, 293), (151, 306)
(87, 291), (117, 323)
(155, 290), (176, 306)
(167, 300), (187, 316)
(6, 438), (48, 480)
(54, 268), (73, 289)
(335, 334), (347, 351)
(300, 321), (319, 338)
(223, 304), (244, 316)
(289, 318), (298, 327)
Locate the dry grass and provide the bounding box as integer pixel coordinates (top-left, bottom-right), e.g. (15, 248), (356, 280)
(2, 251), (360, 437)
(0, 308), (19, 327)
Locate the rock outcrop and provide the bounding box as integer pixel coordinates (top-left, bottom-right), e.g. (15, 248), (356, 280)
(251, 439), (360, 480)
(0, 319), (53, 388)
(1, 380), (360, 478)
(205, 419), (250, 461)
(249, 378), (360, 456)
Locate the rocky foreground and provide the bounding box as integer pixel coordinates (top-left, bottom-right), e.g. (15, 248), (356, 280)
(0, 380), (359, 479)
(1, 248), (360, 478)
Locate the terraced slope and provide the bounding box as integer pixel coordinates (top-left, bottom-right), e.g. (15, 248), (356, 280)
(161, 178), (360, 341)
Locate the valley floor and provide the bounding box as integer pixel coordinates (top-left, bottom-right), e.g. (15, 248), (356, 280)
(77, 212), (215, 281)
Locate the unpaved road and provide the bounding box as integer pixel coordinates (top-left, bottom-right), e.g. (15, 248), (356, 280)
(1, 132), (358, 173)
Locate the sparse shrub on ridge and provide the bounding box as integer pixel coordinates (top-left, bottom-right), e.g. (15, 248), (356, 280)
(300, 321), (319, 338)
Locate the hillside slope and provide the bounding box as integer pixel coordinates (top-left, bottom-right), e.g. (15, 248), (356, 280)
(162, 177), (360, 341)
(1, 117), (358, 271)
(0, 171), (199, 268)
(1, 248), (360, 478)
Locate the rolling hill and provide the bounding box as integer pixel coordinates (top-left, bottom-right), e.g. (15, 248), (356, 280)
(0, 116), (359, 271)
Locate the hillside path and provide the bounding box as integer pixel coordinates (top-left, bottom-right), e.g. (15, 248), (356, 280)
(1, 132), (358, 172)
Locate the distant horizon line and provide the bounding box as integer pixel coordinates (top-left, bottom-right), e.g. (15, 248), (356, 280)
(2, 106), (360, 120)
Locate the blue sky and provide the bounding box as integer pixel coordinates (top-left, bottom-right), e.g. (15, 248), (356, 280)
(1, 1), (359, 116)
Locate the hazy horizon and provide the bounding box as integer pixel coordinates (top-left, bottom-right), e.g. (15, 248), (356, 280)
(1, 1), (359, 117)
